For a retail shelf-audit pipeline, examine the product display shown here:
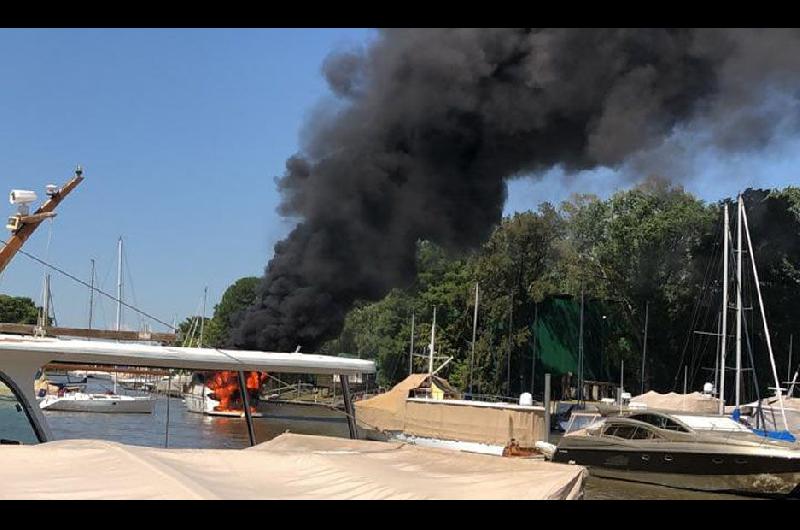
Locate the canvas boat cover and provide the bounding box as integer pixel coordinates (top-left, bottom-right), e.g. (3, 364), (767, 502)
(630, 390), (722, 414)
(356, 375), (546, 446)
(0, 433), (585, 499)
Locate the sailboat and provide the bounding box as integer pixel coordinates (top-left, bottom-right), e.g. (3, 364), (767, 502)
(39, 237), (154, 414)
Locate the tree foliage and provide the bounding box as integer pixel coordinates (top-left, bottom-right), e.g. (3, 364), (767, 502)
(317, 180), (800, 402)
(0, 295), (40, 325)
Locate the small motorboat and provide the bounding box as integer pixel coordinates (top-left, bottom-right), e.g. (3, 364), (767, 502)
(39, 391), (154, 414)
(553, 409), (800, 497)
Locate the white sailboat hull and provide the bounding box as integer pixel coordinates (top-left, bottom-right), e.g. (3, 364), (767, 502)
(39, 393), (154, 414)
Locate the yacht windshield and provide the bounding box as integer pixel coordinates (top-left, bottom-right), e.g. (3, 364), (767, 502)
(628, 413), (689, 432)
(0, 373), (41, 444)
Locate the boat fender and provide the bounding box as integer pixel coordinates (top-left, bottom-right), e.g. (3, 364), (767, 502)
(535, 441), (556, 460)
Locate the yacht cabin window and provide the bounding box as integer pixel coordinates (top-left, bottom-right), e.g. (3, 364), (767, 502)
(627, 413), (689, 432)
(603, 423), (662, 440)
(0, 373), (41, 445)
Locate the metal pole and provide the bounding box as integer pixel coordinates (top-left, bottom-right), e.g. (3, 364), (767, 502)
(507, 292), (513, 397)
(531, 302), (538, 396)
(409, 312), (415, 376)
(720, 204), (730, 414)
(715, 311), (721, 396)
(237, 371), (256, 447)
(543, 373), (551, 443)
(469, 283), (479, 394)
(641, 301), (649, 395)
(789, 335), (793, 384)
(88, 259), (95, 330)
(735, 195), (743, 408)
(164, 372), (172, 448)
(684, 365), (688, 395)
(578, 289), (584, 403)
(199, 286), (208, 348)
(428, 307), (436, 380)
(340, 375), (357, 440)
(41, 274), (50, 328)
(115, 237), (123, 332)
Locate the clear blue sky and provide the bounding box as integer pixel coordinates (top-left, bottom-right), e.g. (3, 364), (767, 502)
(1, 29), (798, 331)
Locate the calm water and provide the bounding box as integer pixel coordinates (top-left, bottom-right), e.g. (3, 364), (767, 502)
(42, 380), (756, 500)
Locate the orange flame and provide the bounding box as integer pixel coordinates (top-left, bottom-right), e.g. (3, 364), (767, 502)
(206, 371), (267, 412)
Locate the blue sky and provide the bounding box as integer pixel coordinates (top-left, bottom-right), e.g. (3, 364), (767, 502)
(1, 29), (798, 331)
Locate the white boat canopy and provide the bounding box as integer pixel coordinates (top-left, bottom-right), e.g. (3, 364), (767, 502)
(0, 334), (374, 375)
(0, 333), (374, 442)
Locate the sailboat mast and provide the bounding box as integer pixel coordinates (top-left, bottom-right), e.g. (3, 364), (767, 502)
(578, 289), (584, 403)
(735, 195), (743, 408)
(409, 312), (415, 376)
(428, 306), (436, 379)
(741, 201), (789, 430)
(641, 301), (649, 395)
(88, 259), (95, 330)
(199, 286), (208, 347)
(719, 203), (730, 414)
(469, 283), (479, 393)
(115, 237), (123, 332)
(715, 311), (721, 396)
(41, 273), (51, 328)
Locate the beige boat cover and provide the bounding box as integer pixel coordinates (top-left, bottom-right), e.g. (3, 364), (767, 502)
(356, 375), (545, 446)
(355, 374), (429, 431)
(0, 433), (585, 499)
(631, 390), (722, 413)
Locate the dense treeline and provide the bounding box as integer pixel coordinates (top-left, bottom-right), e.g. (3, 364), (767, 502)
(315, 178), (800, 402)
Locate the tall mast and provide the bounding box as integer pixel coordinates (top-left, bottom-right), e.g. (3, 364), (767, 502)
(641, 300), (649, 395)
(88, 259), (95, 330)
(408, 312), (415, 376)
(741, 201), (788, 430)
(507, 291), (513, 396)
(578, 289), (584, 403)
(428, 306), (436, 380)
(735, 195), (743, 408)
(469, 283), (479, 394)
(115, 237), (123, 332)
(719, 203), (730, 414)
(199, 286), (208, 347)
(41, 273), (51, 328)
(715, 311), (722, 396)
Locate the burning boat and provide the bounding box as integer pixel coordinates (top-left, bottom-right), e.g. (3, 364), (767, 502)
(184, 371), (355, 438)
(184, 370), (266, 417)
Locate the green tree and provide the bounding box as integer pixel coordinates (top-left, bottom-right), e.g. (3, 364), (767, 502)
(0, 295), (40, 324)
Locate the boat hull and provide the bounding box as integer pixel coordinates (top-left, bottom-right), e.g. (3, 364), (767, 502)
(40, 396), (154, 414)
(553, 447), (800, 495)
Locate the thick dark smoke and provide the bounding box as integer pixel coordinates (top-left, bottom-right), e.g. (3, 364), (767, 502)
(231, 29), (800, 352)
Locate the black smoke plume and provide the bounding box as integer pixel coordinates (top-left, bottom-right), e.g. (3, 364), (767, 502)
(232, 29), (800, 352)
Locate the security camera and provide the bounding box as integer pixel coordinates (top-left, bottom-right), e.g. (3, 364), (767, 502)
(9, 189), (37, 206)
(45, 184), (59, 197)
